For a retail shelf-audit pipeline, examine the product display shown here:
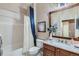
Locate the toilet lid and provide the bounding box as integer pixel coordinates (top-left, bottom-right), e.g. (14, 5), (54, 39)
(29, 47), (40, 52)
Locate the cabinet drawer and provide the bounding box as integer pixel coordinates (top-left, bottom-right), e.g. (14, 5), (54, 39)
(43, 43), (55, 51)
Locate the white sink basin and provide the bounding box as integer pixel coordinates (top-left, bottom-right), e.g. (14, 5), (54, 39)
(47, 39), (73, 46)
(73, 44), (79, 48)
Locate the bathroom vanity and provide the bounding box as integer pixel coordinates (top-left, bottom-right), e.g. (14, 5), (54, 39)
(43, 43), (79, 56)
(43, 37), (79, 56)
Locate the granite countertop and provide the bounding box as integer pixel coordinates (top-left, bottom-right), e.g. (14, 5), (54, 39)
(42, 38), (79, 54)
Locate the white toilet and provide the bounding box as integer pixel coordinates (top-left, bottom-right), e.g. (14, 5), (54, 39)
(28, 39), (43, 56)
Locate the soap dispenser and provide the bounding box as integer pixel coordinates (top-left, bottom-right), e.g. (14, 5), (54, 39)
(49, 32), (53, 39)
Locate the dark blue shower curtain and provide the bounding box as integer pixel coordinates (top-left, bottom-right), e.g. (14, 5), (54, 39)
(29, 6), (36, 46)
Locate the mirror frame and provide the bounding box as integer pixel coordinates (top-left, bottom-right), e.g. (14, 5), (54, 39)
(48, 3), (79, 39)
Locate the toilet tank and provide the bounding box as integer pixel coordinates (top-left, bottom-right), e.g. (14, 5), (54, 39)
(36, 39), (43, 48)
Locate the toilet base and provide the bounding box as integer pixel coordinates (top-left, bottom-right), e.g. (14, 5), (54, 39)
(36, 52), (41, 56)
(29, 51), (43, 56)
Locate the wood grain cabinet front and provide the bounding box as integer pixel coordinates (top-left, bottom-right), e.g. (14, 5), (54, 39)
(43, 48), (54, 56)
(43, 44), (55, 56)
(55, 48), (60, 56)
(59, 49), (72, 56)
(59, 49), (79, 56)
(43, 43), (79, 56)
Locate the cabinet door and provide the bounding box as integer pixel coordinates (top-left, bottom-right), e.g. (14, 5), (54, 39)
(43, 48), (54, 56)
(59, 49), (71, 56)
(43, 43), (55, 56)
(45, 49), (53, 56)
(55, 48), (60, 56)
(43, 43), (55, 51)
(59, 49), (79, 56)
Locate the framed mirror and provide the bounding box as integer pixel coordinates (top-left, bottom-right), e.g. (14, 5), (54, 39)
(48, 4), (78, 39)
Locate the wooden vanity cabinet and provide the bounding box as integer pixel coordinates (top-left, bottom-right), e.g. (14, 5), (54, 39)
(43, 43), (55, 56)
(59, 49), (73, 56)
(43, 48), (55, 56)
(55, 48), (60, 56)
(43, 43), (79, 56)
(59, 49), (79, 56)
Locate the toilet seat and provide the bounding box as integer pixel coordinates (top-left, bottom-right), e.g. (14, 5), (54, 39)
(29, 47), (40, 55)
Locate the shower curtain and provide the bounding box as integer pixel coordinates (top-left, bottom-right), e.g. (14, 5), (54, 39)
(23, 16), (34, 55)
(23, 6), (36, 55)
(29, 6), (36, 46)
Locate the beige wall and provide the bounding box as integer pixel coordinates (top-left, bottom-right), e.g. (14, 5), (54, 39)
(12, 19), (24, 50)
(10, 6), (24, 50)
(36, 3), (58, 39)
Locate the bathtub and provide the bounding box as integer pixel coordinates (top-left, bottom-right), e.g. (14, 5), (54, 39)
(2, 48), (23, 56)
